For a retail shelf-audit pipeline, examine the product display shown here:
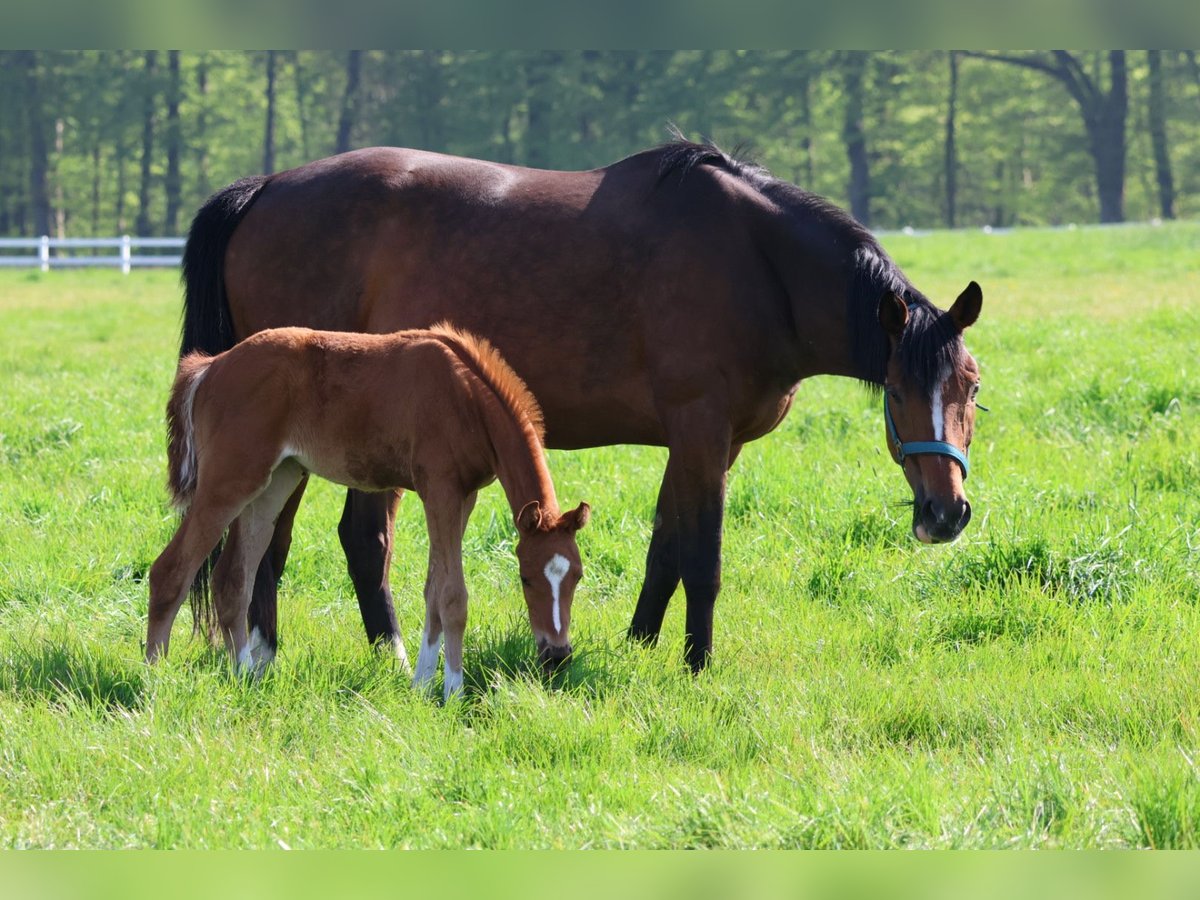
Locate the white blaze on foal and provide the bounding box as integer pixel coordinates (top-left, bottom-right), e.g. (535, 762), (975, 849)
(544, 553), (570, 634)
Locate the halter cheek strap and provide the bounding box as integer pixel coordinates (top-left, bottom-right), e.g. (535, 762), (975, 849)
(884, 394), (969, 480)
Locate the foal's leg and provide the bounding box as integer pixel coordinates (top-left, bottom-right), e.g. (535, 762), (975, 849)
(339, 489), (406, 660)
(212, 461), (306, 675)
(628, 404), (732, 673)
(147, 490), (255, 663)
(413, 488), (473, 701)
(245, 474), (310, 661)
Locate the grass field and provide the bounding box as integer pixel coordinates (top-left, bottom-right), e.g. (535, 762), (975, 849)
(1, 223), (1198, 848)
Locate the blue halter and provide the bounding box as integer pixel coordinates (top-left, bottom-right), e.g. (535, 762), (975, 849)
(883, 393), (970, 480)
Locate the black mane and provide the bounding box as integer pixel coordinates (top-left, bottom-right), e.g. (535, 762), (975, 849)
(654, 135), (963, 396)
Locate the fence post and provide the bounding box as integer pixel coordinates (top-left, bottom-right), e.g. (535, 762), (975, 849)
(40, 235), (50, 272)
(121, 235), (131, 275)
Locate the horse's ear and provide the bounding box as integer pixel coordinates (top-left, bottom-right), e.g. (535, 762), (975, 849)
(950, 281), (982, 331)
(561, 502), (591, 533)
(878, 291), (909, 338)
(515, 500), (544, 534)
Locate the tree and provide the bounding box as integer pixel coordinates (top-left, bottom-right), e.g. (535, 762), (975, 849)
(840, 51), (871, 226)
(135, 50), (158, 236)
(965, 51), (1129, 223)
(1147, 50), (1175, 220)
(164, 50), (183, 234)
(944, 50), (959, 228)
(19, 51), (51, 237)
(335, 50), (362, 154)
(524, 51), (562, 168)
(263, 50), (277, 174)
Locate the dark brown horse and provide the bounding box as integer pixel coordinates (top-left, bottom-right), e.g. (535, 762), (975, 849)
(181, 138), (983, 672)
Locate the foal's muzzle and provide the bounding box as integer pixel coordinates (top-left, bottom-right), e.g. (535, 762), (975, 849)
(538, 642), (573, 673)
(916, 496), (972, 544)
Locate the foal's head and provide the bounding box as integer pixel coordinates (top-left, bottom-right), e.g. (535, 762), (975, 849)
(514, 500), (591, 670)
(878, 282), (983, 544)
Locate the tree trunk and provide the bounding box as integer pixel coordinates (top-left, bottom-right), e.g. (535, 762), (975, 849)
(196, 56), (210, 198)
(841, 51), (871, 227)
(20, 51), (51, 238)
(53, 118), (66, 238)
(292, 51), (311, 162)
(1089, 51), (1126, 224)
(262, 50), (278, 174)
(965, 51), (1128, 224)
(1147, 50), (1175, 220)
(135, 50), (157, 237)
(164, 50), (183, 234)
(944, 50), (959, 229)
(797, 58), (814, 188)
(335, 50), (363, 154)
(91, 142), (102, 236)
(524, 51), (560, 168)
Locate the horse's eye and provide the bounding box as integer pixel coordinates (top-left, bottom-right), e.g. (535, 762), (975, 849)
(520, 576), (531, 587)
(885, 385), (902, 403)
(971, 383), (981, 399)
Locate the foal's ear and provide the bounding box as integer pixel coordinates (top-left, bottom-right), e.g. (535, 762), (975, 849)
(561, 502), (591, 533)
(877, 291), (909, 338)
(949, 281), (982, 331)
(515, 500), (544, 534)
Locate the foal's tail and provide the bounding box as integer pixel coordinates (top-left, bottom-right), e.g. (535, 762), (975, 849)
(165, 352), (213, 510)
(165, 352), (220, 637)
(180, 175), (268, 358)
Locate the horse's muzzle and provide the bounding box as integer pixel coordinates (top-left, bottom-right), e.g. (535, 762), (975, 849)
(538, 642), (573, 672)
(915, 497), (972, 544)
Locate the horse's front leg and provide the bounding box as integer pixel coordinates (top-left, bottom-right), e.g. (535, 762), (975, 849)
(414, 487), (473, 701)
(629, 401), (733, 673)
(339, 488), (407, 662)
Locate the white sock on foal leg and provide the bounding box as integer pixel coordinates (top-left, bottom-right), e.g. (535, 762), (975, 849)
(413, 633), (442, 692)
(443, 661), (464, 701)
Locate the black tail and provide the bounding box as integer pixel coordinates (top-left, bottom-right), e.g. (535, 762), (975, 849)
(179, 175), (267, 640)
(180, 175), (268, 357)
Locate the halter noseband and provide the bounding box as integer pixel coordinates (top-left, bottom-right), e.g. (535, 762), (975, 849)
(883, 394), (969, 480)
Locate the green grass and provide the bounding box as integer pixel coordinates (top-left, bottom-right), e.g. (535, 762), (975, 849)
(1, 222), (1199, 848)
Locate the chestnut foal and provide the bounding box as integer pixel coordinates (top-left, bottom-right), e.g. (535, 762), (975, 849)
(147, 324), (589, 699)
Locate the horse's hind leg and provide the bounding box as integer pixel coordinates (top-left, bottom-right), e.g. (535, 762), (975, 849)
(339, 488), (405, 660)
(212, 460), (306, 675)
(245, 474), (310, 663)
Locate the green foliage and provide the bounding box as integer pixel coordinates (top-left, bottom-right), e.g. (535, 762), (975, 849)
(0, 224), (1198, 847)
(2, 51), (1199, 237)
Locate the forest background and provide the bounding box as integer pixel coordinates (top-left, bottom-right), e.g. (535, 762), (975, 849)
(1, 50), (1198, 239)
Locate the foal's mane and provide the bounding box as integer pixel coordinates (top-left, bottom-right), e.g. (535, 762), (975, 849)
(428, 323), (546, 443)
(654, 134), (964, 396)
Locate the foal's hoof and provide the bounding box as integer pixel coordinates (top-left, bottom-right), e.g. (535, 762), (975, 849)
(539, 642), (573, 673)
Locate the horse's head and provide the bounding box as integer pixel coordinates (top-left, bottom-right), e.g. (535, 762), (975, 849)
(514, 500), (590, 671)
(878, 281), (982, 545)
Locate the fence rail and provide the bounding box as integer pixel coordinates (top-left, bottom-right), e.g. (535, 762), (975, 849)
(0, 236), (184, 272)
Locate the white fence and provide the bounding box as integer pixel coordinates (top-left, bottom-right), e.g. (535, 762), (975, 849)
(0, 236), (184, 273)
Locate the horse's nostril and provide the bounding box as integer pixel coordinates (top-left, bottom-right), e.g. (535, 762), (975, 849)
(959, 499), (972, 528)
(922, 498), (947, 526)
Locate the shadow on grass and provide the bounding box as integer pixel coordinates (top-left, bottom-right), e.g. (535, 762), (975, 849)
(462, 620), (626, 703)
(0, 639), (146, 711)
